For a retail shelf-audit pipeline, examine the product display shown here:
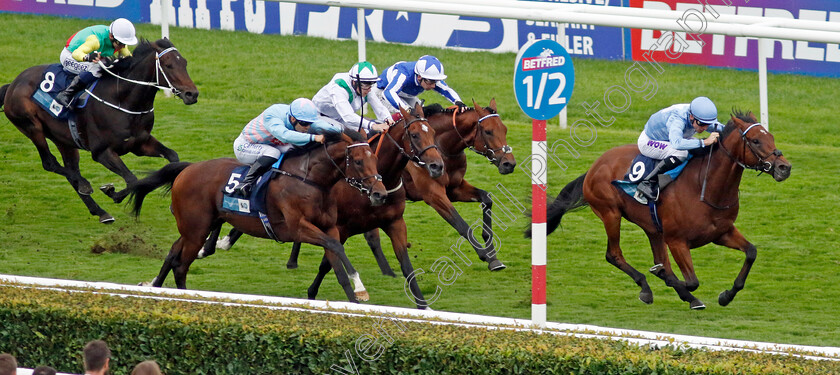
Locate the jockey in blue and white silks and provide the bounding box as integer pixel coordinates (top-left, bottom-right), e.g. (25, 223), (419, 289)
(635, 96), (724, 200)
(371, 55), (466, 114)
(232, 98), (341, 196)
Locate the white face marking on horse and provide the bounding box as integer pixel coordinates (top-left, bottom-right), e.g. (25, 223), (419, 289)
(366, 150), (371, 156)
(422, 124), (429, 132)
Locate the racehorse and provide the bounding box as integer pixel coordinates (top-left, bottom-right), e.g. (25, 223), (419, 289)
(201, 104), (444, 308)
(364, 100), (516, 271)
(0, 39), (198, 223)
(128, 130), (386, 303)
(530, 110), (791, 309)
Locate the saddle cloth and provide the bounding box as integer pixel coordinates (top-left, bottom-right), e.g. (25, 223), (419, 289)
(611, 154), (691, 198)
(30, 64), (95, 119)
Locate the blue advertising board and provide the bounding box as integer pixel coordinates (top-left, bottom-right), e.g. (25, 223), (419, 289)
(514, 38), (575, 120)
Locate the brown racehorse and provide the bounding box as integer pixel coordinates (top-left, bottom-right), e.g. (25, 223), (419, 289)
(0, 39), (198, 223)
(128, 130), (387, 303)
(531, 111), (791, 309)
(201, 104), (444, 307)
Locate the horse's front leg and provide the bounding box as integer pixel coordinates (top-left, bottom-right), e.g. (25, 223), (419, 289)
(133, 135), (179, 163)
(712, 227), (757, 306)
(382, 217), (428, 309)
(364, 229), (396, 277)
(292, 220), (358, 303)
(56, 144), (113, 223)
(447, 179), (496, 258)
(93, 147), (138, 203)
(663, 239), (705, 310)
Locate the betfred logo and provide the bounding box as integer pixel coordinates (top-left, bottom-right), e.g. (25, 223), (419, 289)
(522, 48), (567, 71)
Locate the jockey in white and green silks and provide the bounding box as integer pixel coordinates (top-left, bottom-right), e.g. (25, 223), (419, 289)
(311, 61), (394, 134)
(55, 18), (138, 108)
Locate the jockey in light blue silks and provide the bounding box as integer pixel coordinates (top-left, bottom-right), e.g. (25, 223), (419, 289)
(635, 96), (724, 201)
(371, 55), (467, 115)
(232, 98), (342, 196)
(311, 61), (394, 133)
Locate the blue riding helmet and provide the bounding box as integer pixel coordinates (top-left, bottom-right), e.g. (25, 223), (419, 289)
(289, 98), (320, 123)
(414, 55), (447, 80)
(689, 96), (718, 124)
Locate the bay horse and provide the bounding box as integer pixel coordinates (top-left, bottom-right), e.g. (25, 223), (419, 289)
(0, 39), (198, 223)
(532, 110), (790, 309)
(128, 130), (387, 302)
(201, 104), (444, 307)
(363, 99), (517, 272)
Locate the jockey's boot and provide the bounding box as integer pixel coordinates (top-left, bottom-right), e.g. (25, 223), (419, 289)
(55, 75), (88, 108)
(233, 155), (277, 197)
(636, 155), (684, 201)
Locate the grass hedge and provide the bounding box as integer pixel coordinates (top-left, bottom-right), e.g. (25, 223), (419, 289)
(0, 285), (837, 374)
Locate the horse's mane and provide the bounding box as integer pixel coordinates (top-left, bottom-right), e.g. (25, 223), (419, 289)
(423, 103), (496, 117)
(127, 38), (175, 69)
(721, 108), (757, 140)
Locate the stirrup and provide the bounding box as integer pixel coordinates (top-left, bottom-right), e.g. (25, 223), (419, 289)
(633, 190), (648, 204)
(233, 183), (252, 197)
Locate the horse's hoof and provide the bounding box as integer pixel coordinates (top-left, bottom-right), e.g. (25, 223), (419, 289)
(216, 236), (232, 251)
(196, 249), (206, 259)
(78, 183), (94, 196)
(487, 259), (506, 271)
(99, 183), (115, 197)
(718, 290), (732, 306)
(689, 299), (706, 310)
(138, 281), (151, 287)
(639, 291), (653, 304)
(355, 291), (370, 302)
(381, 269), (397, 277)
(99, 214), (115, 224)
(286, 263), (298, 270)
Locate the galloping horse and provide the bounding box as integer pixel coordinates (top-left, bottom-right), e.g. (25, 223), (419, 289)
(0, 39), (198, 223)
(532, 111), (791, 309)
(365, 100), (516, 271)
(128, 130), (386, 302)
(202, 104), (444, 307)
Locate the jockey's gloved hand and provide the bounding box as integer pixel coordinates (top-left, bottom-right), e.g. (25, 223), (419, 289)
(84, 51), (101, 62)
(99, 56), (115, 66)
(455, 101), (467, 112)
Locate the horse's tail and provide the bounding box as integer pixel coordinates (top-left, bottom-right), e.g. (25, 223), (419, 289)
(128, 162), (192, 216)
(0, 84), (9, 112)
(525, 172), (589, 238)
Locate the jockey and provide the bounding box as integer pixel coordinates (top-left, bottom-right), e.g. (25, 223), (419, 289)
(371, 55), (466, 115)
(636, 96), (725, 201)
(232, 98), (342, 197)
(55, 18), (138, 108)
(311, 61), (394, 134)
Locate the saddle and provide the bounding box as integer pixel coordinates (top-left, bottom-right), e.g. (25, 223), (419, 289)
(30, 64), (95, 119)
(611, 154), (691, 204)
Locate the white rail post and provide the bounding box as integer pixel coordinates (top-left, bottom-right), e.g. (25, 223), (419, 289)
(758, 38), (770, 130)
(557, 22), (568, 130)
(358, 8), (366, 62)
(161, 0), (172, 97)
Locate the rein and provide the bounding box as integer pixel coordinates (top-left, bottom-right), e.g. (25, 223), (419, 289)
(384, 116), (438, 166)
(324, 141), (382, 197)
(89, 47), (182, 114)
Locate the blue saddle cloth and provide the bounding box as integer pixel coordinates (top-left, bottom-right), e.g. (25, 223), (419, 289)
(30, 64), (95, 119)
(611, 154), (691, 198)
(219, 154), (287, 217)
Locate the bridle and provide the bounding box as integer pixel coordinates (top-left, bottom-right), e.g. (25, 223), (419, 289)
(385, 116), (439, 166)
(700, 122), (783, 209)
(451, 109), (513, 163)
(86, 47), (184, 114)
(327, 142), (382, 197)
(718, 123), (783, 174)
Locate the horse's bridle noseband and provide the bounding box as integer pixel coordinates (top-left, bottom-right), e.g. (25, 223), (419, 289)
(452, 110), (513, 164)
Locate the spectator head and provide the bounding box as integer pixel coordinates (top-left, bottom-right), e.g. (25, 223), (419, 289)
(130, 360), (161, 375)
(32, 366), (57, 375)
(83, 340), (110, 373)
(0, 353), (17, 375)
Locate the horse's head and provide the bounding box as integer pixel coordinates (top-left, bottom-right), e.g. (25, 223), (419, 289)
(396, 103), (444, 178)
(133, 39), (199, 105)
(722, 110), (791, 181)
(327, 130), (387, 206)
(470, 99), (516, 174)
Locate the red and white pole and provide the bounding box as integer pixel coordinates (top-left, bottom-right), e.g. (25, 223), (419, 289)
(531, 119), (547, 328)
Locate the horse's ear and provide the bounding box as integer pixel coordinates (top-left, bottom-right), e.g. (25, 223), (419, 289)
(472, 98), (478, 109)
(399, 105), (410, 120)
(489, 98), (497, 111)
(413, 102), (425, 118)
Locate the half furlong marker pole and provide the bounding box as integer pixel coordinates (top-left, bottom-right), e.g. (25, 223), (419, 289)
(532, 119), (547, 328)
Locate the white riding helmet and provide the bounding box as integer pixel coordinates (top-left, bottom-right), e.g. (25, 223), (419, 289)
(414, 55), (447, 80)
(110, 18), (138, 46)
(349, 61), (379, 83)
